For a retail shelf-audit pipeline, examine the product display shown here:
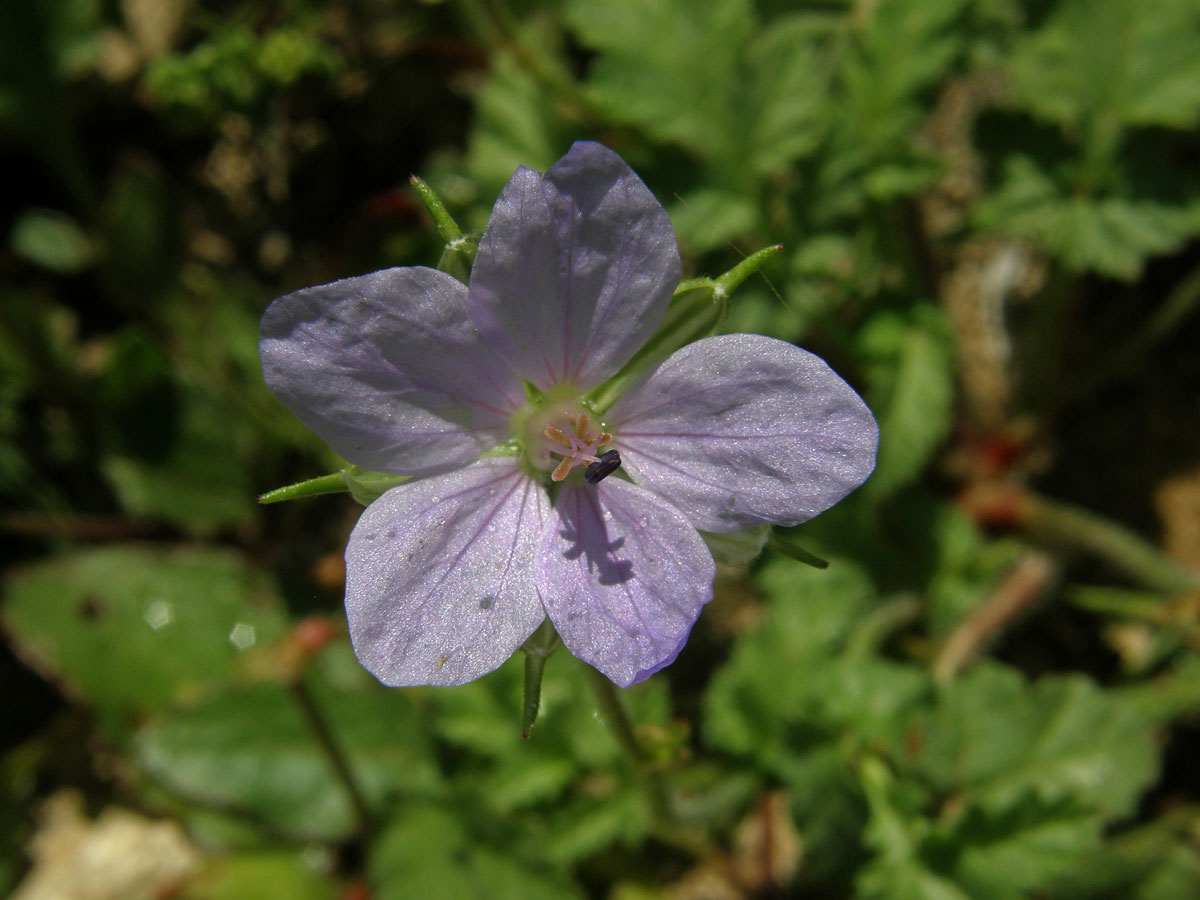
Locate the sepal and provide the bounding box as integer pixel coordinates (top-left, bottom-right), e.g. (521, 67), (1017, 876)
(700, 523), (771, 567)
(342, 465), (409, 506)
(410, 174), (478, 284)
(520, 619), (561, 738)
(765, 526), (830, 569)
(588, 244), (783, 412)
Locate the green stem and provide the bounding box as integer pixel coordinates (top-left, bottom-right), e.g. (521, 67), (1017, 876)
(845, 595), (922, 661)
(582, 666), (704, 854)
(288, 677), (373, 839)
(1024, 493), (1199, 594)
(258, 472), (346, 504)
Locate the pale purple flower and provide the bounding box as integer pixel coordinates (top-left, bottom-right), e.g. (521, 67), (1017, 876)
(260, 142), (878, 688)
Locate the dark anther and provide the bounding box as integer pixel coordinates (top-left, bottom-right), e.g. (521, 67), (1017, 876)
(584, 449), (621, 484)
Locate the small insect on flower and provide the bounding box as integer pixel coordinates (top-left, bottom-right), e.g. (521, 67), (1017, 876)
(584, 449), (621, 485)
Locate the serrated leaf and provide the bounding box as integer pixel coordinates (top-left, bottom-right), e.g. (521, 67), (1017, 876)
(939, 799), (1101, 900)
(915, 664), (1158, 817)
(977, 156), (1200, 279)
(466, 45), (567, 195)
(858, 305), (955, 499)
(2, 546), (287, 736)
(567, 1), (825, 182)
(1008, 0), (1200, 130)
(741, 15), (829, 175)
(567, 0), (753, 155)
(704, 558), (928, 880)
(858, 796), (1101, 900)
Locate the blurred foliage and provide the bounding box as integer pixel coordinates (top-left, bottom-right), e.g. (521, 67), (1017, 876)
(3, 0), (1200, 898)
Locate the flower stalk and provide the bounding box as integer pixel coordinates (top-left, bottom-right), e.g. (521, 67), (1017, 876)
(582, 664), (706, 854)
(287, 675), (374, 840)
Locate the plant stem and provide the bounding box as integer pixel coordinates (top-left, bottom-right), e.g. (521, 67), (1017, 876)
(960, 482), (1200, 594)
(582, 665), (705, 854)
(288, 677), (373, 840)
(933, 551), (1057, 684)
(1024, 493), (1199, 594)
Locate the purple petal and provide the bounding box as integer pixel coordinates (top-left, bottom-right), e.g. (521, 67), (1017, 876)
(260, 267), (522, 476)
(468, 142), (681, 392)
(538, 479), (714, 687)
(609, 334), (879, 533)
(344, 458), (549, 687)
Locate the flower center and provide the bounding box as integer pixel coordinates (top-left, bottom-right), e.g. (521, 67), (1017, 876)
(543, 411), (613, 482)
(519, 397), (621, 484)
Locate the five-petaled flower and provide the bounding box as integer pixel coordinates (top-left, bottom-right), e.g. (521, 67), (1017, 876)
(260, 142), (878, 688)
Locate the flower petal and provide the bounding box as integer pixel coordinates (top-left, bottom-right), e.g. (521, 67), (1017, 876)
(469, 141), (681, 392)
(609, 334), (879, 532)
(538, 479), (714, 687)
(260, 267), (522, 476)
(344, 458), (549, 687)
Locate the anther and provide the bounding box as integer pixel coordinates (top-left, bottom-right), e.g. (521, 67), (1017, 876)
(584, 449), (621, 484)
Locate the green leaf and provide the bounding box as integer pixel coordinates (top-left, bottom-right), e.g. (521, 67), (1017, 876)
(977, 156), (1200, 279)
(1008, 0), (1200, 130)
(704, 558), (929, 880)
(466, 40), (569, 195)
(935, 799), (1101, 900)
(915, 664), (1158, 818)
(185, 852), (337, 900)
(858, 794), (1101, 900)
(858, 305), (956, 499)
(741, 14), (830, 175)
(925, 506), (1024, 638)
(101, 395), (255, 534)
(370, 802), (585, 900)
(9, 208), (93, 272)
(567, 1), (825, 181)
(137, 657), (440, 842)
(2, 546), (287, 736)
(567, 0), (753, 154)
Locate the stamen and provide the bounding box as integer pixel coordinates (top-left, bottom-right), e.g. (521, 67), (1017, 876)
(544, 425), (572, 449)
(541, 409), (616, 483)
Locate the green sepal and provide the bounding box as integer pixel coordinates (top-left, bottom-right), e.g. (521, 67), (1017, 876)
(342, 465), (409, 506)
(765, 527), (829, 569)
(436, 233), (479, 285)
(257, 473), (347, 504)
(409, 175), (462, 244)
(410, 174), (478, 284)
(519, 619), (561, 738)
(700, 523), (771, 567)
(257, 467), (410, 506)
(588, 244), (783, 413)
